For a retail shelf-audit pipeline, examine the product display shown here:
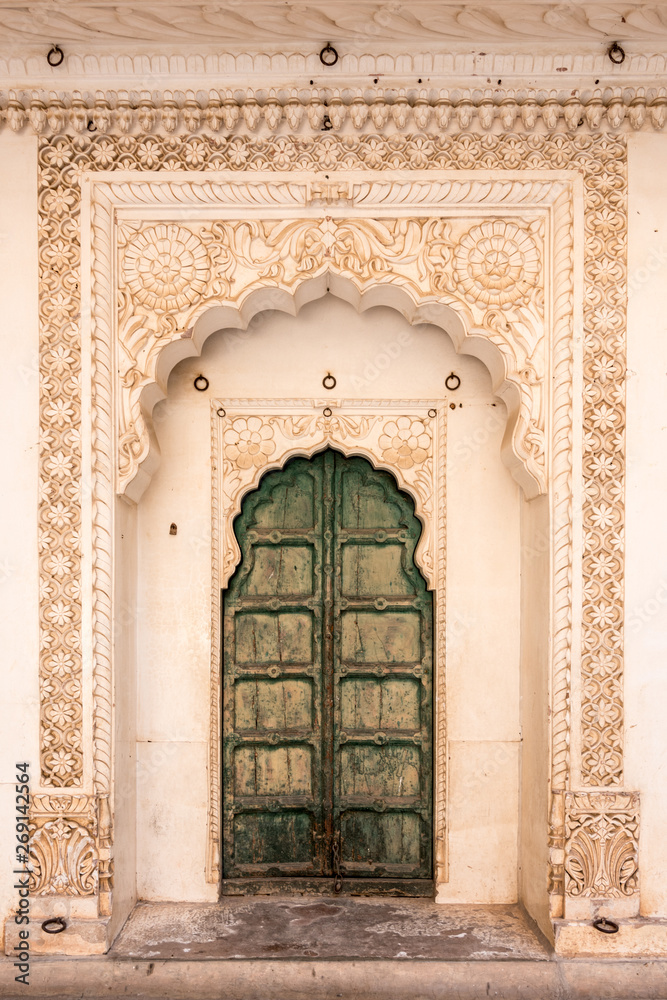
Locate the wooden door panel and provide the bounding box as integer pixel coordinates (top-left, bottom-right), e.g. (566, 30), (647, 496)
(340, 677), (421, 731)
(223, 450), (433, 888)
(333, 455), (432, 881)
(340, 611), (422, 663)
(341, 811), (422, 868)
(341, 544), (414, 596)
(223, 457), (325, 878)
(243, 545), (315, 595)
(234, 678), (314, 731)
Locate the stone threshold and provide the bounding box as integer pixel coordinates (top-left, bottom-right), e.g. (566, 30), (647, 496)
(2, 955), (667, 999)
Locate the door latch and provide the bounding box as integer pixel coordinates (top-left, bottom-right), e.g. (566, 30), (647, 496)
(332, 830), (343, 893)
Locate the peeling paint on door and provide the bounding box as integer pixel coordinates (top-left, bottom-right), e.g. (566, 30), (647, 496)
(222, 449), (433, 894)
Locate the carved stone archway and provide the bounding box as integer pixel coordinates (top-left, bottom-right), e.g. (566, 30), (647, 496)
(21, 132), (636, 958)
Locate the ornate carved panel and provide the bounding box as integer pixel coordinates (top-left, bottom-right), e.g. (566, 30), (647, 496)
(564, 791), (640, 918)
(28, 796), (98, 897)
(111, 178), (555, 502)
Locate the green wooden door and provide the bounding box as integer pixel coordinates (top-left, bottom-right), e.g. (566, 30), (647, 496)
(222, 449), (433, 893)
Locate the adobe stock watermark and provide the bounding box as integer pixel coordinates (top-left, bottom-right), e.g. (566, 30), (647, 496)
(628, 246), (667, 299)
(627, 579), (667, 634)
(350, 329), (414, 391)
(13, 762), (31, 987)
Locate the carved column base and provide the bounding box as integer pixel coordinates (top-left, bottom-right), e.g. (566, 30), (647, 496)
(554, 919), (667, 959)
(563, 791), (640, 921)
(3, 794), (114, 955)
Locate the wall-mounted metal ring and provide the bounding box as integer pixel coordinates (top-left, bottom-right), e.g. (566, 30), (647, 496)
(42, 917), (67, 934)
(445, 372), (461, 391)
(608, 41), (626, 64)
(47, 45), (65, 67)
(321, 115), (333, 131)
(322, 373), (337, 390)
(194, 374), (209, 392)
(322, 406), (333, 418)
(593, 917), (619, 934)
(216, 407), (226, 418)
(428, 408), (437, 418)
(319, 42), (339, 66)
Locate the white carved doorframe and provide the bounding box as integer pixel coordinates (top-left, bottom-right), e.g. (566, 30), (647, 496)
(22, 131), (639, 955)
(86, 167), (576, 901)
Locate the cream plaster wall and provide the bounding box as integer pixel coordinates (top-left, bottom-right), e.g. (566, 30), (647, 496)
(134, 295), (522, 903)
(2, 126), (667, 935)
(0, 133), (39, 947)
(625, 133), (667, 919)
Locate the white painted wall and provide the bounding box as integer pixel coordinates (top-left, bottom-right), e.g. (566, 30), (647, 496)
(0, 133), (40, 948)
(135, 295), (522, 903)
(625, 133), (667, 918)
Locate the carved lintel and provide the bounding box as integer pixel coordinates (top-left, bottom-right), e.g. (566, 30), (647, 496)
(564, 791), (640, 919)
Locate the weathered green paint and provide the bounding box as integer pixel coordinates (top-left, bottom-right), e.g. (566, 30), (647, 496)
(222, 450), (433, 889)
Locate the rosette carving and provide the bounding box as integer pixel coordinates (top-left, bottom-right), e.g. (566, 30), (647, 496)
(122, 224), (210, 313)
(454, 221), (541, 307)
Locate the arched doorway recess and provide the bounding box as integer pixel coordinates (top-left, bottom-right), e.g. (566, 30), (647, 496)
(136, 295), (524, 912)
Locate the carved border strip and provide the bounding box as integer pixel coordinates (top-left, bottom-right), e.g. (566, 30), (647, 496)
(9, 89), (667, 135)
(36, 132), (626, 902)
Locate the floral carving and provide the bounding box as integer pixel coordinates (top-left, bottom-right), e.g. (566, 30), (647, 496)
(122, 224), (210, 312)
(454, 221), (541, 307)
(28, 794), (98, 897)
(29, 819), (98, 896)
(223, 416), (276, 470)
(379, 417), (430, 470)
(564, 792), (639, 910)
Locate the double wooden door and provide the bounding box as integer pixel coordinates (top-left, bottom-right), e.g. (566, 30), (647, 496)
(222, 449), (433, 893)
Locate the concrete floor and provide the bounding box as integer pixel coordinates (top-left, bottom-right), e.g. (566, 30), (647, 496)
(110, 897), (551, 961)
(2, 899), (667, 999)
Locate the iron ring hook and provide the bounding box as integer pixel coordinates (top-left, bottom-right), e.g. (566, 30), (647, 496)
(593, 917), (619, 934)
(47, 45), (65, 67)
(216, 407), (226, 418)
(445, 372), (461, 391)
(323, 406), (333, 418)
(194, 374), (209, 392)
(322, 373), (337, 390)
(428, 408), (437, 418)
(608, 42), (626, 64)
(319, 42), (339, 67)
(42, 917), (67, 934)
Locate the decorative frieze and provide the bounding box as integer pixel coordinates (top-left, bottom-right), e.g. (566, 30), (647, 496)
(2, 2), (667, 47)
(3, 87), (667, 136)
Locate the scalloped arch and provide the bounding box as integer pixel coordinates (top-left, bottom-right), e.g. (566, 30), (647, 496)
(124, 273), (542, 504)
